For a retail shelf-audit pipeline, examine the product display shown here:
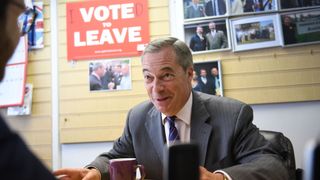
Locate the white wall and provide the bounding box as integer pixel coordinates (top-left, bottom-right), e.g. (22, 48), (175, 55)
(61, 142), (113, 168)
(61, 101), (320, 169)
(252, 101), (320, 168)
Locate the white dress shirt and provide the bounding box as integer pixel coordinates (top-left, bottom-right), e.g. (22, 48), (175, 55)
(162, 93), (192, 146)
(201, 76), (207, 84)
(211, 30), (217, 38)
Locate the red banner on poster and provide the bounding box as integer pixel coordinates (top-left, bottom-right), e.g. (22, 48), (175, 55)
(66, 0), (149, 61)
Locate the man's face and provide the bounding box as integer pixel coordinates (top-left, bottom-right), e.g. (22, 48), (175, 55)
(192, 0), (200, 4)
(114, 65), (121, 73)
(0, 1), (24, 81)
(209, 23), (216, 30)
(200, 69), (207, 77)
(196, 27), (203, 34)
(121, 65), (129, 76)
(284, 16), (291, 26)
(142, 47), (193, 116)
(211, 68), (218, 76)
(97, 65), (106, 77)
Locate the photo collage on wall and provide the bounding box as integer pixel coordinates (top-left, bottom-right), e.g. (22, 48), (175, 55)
(182, 0), (320, 52)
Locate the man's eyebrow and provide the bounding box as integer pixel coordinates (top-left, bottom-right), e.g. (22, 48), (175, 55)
(142, 66), (174, 73)
(142, 69), (149, 73)
(160, 66), (175, 72)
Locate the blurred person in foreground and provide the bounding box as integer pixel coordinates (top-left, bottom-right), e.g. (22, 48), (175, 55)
(54, 37), (289, 180)
(0, 0), (56, 179)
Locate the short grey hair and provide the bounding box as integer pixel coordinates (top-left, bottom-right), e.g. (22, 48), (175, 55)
(141, 37), (193, 71)
(92, 62), (103, 71)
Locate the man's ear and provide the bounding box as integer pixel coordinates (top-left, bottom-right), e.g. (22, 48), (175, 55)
(187, 66), (194, 80)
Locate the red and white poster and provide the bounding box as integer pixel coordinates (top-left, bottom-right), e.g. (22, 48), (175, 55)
(66, 0), (150, 61)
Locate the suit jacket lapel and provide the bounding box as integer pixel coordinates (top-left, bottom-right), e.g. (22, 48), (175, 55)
(145, 107), (166, 166)
(190, 92), (212, 166)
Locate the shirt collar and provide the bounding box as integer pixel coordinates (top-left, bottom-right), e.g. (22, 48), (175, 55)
(161, 92), (193, 125)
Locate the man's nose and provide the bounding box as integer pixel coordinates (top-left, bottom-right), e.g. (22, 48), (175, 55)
(153, 79), (164, 92)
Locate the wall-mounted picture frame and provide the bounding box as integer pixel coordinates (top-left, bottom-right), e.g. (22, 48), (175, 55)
(183, 0), (228, 20)
(279, 0), (320, 10)
(230, 14), (282, 52)
(281, 8), (320, 46)
(230, 0), (278, 16)
(192, 60), (223, 96)
(89, 59), (132, 92)
(184, 18), (231, 53)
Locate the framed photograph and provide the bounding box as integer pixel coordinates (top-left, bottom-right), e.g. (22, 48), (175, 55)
(279, 0), (320, 10)
(89, 59), (132, 92)
(230, 0), (278, 16)
(7, 84), (33, 116)
(183, 0), (227, 20)
(184, 18), (231, 53)
(281, 8), (320, 46)
(230, 14), (282, 52)
(192, 60), (223, 96)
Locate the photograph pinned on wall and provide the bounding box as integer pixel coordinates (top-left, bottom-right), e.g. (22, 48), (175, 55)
(279, 0), (320, 10)
(7, 84), (33, 116)
(89, 59), (132, 92)
(230, 14), (282, 51)
(29, 2), (44, 49)
(281, 8), (320, 46)
(183, 0), (227, 20)
(184, 18), (230, 53)
(192, 60), (223, 96)
(230, 0), (278, 15)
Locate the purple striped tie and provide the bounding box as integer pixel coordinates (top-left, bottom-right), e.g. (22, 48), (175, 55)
(166, 116), (180, 143)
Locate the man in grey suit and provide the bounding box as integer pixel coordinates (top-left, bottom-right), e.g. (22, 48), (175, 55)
(54, 37), (289, 180)
(185, 0), (205, 19)
(206, 21), (228, 50)
(89, 62), (106, 91)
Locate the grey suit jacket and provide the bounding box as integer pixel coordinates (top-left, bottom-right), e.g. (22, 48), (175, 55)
(88, 91), (289, 180)
(206, 31), (228, 50)
(185, 4), (204, 19)
(89, 74), (102, 91)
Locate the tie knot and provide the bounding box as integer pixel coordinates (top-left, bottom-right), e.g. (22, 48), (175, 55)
(166, 115), (180, 143)
(166, 116), (177, 125)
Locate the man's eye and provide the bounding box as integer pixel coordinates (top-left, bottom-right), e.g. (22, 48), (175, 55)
(163, 73), (174, 81)
(144, 75), (153, 82)
(144, 75), (150, 80)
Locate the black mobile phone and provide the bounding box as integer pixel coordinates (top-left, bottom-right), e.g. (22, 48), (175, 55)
(164, 143), (199, 180)
(304, 138), (320, 180)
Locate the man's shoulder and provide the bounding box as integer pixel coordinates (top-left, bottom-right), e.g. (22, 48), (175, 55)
(130, 100), (154, 115)
(89, 74), (98, 81)
(217, 30), (225, 35)
(205, 1), (212, 6)
(194, 91), (247, 108)
(191, 34), (198, 39)
(186, 5), (193, 10)
(127, 100), (158, 129)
